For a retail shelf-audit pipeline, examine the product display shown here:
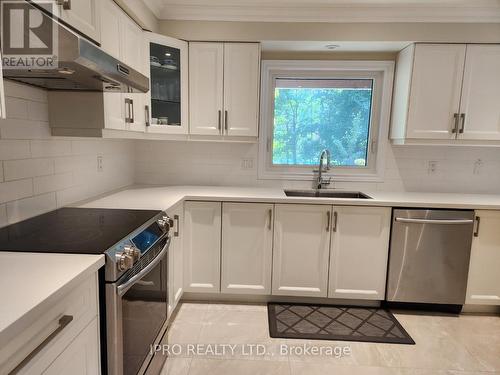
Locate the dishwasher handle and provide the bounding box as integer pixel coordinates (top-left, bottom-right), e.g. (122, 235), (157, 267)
(395, 217), (474, 225)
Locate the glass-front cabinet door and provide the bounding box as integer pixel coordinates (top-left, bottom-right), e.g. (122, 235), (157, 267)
(145, 33), (188, 134)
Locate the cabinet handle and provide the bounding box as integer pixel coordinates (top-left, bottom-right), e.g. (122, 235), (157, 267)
(459, 113), (466, 134)
(10, 315), (73, 374)
(332, 211), (338, 232)
(145, 105), (150, 127)
(224, 110), (228, 133)
(218, 110), (222, 133)
(125, 98), (132, 123)
(130, 99), (134, 124)
(268, 209), (272, 230)
(473, 216), (480, 237)
(452, 113), (459, 134)
(57, 0), (71, 10)
(174, 215), (180, 237)
(326, 211), (331, 232)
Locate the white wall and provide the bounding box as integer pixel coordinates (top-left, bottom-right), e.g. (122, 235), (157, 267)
(135, 140), (500, 194)
(0, 81), (135, 226)
(3, 80), (500, 228)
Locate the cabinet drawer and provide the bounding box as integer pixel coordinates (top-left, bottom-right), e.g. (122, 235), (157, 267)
(43, 318), (100, 375)
(0, 273), (99, 374)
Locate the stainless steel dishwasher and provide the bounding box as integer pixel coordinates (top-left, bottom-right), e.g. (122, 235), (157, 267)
(387, 209), (475, 309)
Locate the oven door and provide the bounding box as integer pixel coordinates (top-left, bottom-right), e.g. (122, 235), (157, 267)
(106, 236), (170, 375)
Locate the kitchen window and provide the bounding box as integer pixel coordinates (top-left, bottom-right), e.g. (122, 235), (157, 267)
(258, 60), (395, 182)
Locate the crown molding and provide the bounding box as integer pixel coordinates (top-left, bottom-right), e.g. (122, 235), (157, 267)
(157, 4), (500, 23)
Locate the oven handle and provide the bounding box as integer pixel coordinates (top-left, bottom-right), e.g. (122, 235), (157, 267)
(117, 236), (171, 297)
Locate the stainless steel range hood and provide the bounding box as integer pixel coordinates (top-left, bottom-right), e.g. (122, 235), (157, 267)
(2, 2), (149, 93)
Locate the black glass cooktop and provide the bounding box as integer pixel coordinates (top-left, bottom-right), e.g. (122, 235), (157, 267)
(0, 208), (161, 254)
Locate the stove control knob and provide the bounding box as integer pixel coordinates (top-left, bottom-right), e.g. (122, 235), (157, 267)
(116, 252), (134, 271)
(124, 244), (140, 262)
(157, 215), (174, 232)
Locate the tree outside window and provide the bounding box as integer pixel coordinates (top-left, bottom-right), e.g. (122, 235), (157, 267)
(272, 78), (373, 168)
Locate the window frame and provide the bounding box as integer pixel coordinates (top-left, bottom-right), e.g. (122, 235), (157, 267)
(258, 60), (395, 182)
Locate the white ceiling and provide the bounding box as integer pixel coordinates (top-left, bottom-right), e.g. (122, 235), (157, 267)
(261, 41), (411, 52)
(144, 0), (500, 22)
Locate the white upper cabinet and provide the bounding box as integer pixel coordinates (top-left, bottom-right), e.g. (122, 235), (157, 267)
(189, 42), (260, 138)
(189, 43), (225, 136)
(99, 0), (121, 58)
(98, 0), (148, 133)
(458, 45), (500, 141)
(272, 204), (331, 298)
(58, 0), (101, 43)
(100, 0), (145, 74)
(145, 33), (189, 135)
(466, 211), (500, 305)
(391, 43), (500, 145)
(223, 43), (260, 137)
(120, 14), (146, 74)
(221, 203), (273, 295)
(125, 93), (148, 132)
(183, 202), (221, 293)
(102, 92), (126, 131)
(328, 206), (391, 300)
(98, 0), (126, 132)
(406, 44), (466, 140)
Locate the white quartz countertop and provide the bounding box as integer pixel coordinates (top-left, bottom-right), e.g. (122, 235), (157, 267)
(78, 185), (500, 211)
(0, 253), (104, 346)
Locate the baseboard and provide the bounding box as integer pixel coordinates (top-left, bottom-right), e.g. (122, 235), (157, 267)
(461, 304), (500, 314)
(180, 293), (381, 307)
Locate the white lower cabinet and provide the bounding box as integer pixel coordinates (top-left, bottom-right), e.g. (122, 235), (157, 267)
(42, 318), (100, 375)
(167, 203), (184, 316)
(0, 273), (100, 374)
(181, 201), (392, 301)
(328, 206), (391, 300)
(272, 204), (331, 297)
(466, 210), (500, 305)
(221, 203), (273, 294)
(183, 201), (221, 293)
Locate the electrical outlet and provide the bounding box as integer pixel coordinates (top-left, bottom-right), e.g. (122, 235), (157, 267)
(241, 158), (254, 170)
(473, 159), (483, 175)
(97, 155), (104, 172)
(427, 161), (438, 175)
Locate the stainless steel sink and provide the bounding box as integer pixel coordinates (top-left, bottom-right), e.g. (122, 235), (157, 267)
(284, 189), (372, 199)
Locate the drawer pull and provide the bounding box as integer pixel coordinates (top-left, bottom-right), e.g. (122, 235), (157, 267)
(332, 211), (338, 232)
(10, 315), (73, 374)
(452, 113), (459, 134)
(473, 216), (480, 237)
(174, 214), (180, 237)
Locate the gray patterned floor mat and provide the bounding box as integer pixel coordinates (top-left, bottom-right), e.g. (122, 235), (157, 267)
(268, 303), (415, 344)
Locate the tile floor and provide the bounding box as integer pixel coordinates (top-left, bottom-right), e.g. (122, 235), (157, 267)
(160, 303), (500, 375)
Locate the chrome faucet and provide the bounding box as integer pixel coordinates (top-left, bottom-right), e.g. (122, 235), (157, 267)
(316, 149), (332, 189)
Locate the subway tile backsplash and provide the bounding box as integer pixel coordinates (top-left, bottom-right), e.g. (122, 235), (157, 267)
(0, 81), (134, 226)
(2, 80), (500, 227)
(135, 140), (500, 194)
